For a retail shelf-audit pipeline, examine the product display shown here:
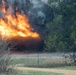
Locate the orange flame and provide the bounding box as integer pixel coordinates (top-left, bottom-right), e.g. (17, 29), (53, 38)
(0, 0), (40, 40)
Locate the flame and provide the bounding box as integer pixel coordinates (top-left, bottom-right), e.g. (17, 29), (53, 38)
(0, 0), (40, 40)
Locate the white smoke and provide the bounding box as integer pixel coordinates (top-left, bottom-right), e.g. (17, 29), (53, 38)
(41, 0), (48, 3)
(31, 0), (43, 8)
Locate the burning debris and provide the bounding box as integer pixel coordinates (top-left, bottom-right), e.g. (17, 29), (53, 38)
(0, 0), (43, 51)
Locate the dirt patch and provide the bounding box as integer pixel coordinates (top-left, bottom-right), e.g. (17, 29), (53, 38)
(14, 67), (76, 75)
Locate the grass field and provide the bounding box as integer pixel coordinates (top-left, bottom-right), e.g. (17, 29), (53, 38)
(11, 57), (74, 68)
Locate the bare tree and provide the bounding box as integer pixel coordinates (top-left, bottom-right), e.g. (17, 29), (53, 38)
(0, 36), (16, 74)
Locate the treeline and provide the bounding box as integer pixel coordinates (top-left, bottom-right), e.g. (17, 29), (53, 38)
(44, 0), (76, 52)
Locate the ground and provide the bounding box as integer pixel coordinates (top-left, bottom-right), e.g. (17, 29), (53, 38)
(14, 67), (76, 75)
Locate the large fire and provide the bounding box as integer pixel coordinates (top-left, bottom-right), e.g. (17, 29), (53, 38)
(0, 0), (40, 40)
